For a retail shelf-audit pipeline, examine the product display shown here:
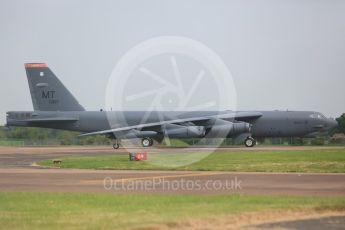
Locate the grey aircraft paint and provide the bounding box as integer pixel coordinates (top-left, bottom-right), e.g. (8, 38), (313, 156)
(5, 64), (338, 147)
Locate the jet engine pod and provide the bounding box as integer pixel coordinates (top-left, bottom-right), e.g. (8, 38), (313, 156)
(164, 126), (206, 138)
(232, 122), (251, 135)
(206, 121), (251, 138)
(118, 130), (157, 139)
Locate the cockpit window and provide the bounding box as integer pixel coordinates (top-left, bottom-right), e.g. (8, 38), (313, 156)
(309, 113), (325, 119)
(309, 114), (318, 119)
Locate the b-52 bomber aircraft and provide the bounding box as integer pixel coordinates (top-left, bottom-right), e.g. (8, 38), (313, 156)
(6, 63), (338, 148)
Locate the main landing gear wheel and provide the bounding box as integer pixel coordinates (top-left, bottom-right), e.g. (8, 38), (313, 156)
(113, 143), (120, 149)
(141, 137), (153, 147)
(112, 140), (120, 149)
(245, 137), (256, 147)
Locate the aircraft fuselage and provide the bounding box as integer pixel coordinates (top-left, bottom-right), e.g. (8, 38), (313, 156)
(6, 110), (337, 139)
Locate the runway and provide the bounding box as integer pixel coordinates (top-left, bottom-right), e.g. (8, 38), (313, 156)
(0, 146), (345, 195)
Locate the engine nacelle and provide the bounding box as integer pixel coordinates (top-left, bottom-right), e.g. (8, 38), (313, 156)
(232, 122), (251, 135)
(206, 121), (251, 138)
(115, 130), (157, 139)
(164, 126), (206, 138)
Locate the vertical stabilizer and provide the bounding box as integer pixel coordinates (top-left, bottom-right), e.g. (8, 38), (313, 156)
(25, 63), (85, 111)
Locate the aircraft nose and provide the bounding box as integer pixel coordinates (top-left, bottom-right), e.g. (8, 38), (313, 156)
(327, 119), (338, 129)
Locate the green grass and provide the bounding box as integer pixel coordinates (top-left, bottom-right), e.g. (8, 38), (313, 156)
(0, 139), (24, 146)
(0, 192), (344, 230)
(39, 148), (345, 173)
(162, 138), (189, 147)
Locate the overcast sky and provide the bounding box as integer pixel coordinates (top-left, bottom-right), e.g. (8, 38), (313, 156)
(0, 0), (344, 125)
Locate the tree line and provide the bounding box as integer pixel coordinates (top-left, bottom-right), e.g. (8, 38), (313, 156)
(0, 127), (110, 145)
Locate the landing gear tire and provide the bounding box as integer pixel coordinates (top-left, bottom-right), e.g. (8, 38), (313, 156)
(112, 143), (120, 149)
(141, 137), (153, 147)
(245, 137), (256, 147)
(112, 139), (120, 149)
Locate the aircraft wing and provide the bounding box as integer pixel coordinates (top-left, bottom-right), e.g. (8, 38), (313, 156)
(79, 111), (262, 137)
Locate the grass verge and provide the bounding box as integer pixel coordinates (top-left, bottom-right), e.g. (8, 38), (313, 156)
(39, 148), (345, 173)
(0, 192), (344, 230)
